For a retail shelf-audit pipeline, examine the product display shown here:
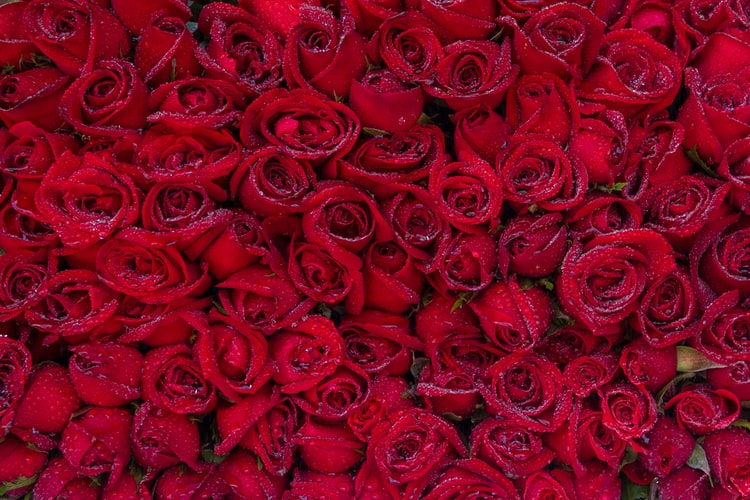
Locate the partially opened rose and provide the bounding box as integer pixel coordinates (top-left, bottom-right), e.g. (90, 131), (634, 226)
(68, 342), (143, 406)
(0, 337), (31, 436)
(135, 15), (201, 86)
(0, 67), (70, 131)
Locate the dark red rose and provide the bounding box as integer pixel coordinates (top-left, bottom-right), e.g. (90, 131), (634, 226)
(719, 137), (750, 214)
(405, 458), (520, 499)
(424, 38), (519, 111)
(217, 265), (314, 334)
(377, 12), (442, 83)
(469, 279), (551, 352)
(68, 342), (143, 406)
(335, 124), (447, 188)
(0, 2), (38, 71)
(22, 0), (130, 76)
(131, 402), (202, 473)
(0, 435), (48, 498)
(25, 269), (120, 344)
(612, 0), (685, 57)
(482, 353), (571, 432)
(687, 28), (750, 94)
(154, 466), (216, 500)
(572, 463), (621, 500)
(340, 310), (422, 376)
(429, 230), (497, 293)
(295, 418), (365, 474)
(343, 0), (401, 36)
(619, 337), (676, 392)
(0, 204), (58, 253)
(557, 229), (676, 333)
(60, 59), (149, 137)
(565, 193), (643, 241)
(535, 324), (608, 366)
(362, 240), (425, 314)
(470, 417), (555, 479)
(269, 315), (344, 393)
(694, 291), (750, 363)
(114, 295), (210, 347)
(96, 230), (210, 304)
(142, 343), (217, 415)
(0, 121), (79, 181)
(354, 460), (402, 499)
(599, 382), (657, 443)
(657, 467), (710, 500)
(568, 110), (629, 186)
(703, 427), (750, 497)
(416, 364), (480, 419)
(213, 449), (288, 499)
(350, 70), (424, 133)
(292, 361), (370, 421)
(505, 73), (581, 146)
(0, 337), (31, 436)
(693, 215), (750, 300)
(60, 407), (130, 488)
(195, 209), (267, 280)
(577, 29), (682, 119)
(368, 409), (467, 484)
(523, 470), (575, 500)
(498, 213), (567, 279)
(240, 88), (360, 163)
(664, 384), (740, 435)
(35, 152), (140, 248)
(0, 250), (50, 322)
(286, 469), (354, 500)
(135, 15), (200, 86)
(638, 416), (695, 478)
(111, 0), (190, 34)
(12, 363), (81, 450)
(193, 312), (274, 402)
(707, 360), (750, 401)
(33, 457), (100, 500)
(562, 353), (619, 398)
(452, 104), (511, 164)
(497, 136), (588, 212)
(147, 77), (245, 130)
(0, 67), (70, 131)
(347, 375), (414, 441)
(501, 3), (605, 80)
(421, 0), (497, 41)
(284, 5), (367, 99)
(196, 2), (283, 97)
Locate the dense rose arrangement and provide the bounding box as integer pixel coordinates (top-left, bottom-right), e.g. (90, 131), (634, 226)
(1, 0), (750, 497)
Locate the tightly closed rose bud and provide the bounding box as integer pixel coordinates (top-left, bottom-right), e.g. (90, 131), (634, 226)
(135, 15), (200, 86)
(362, 240), (425, 314)
(637, 416), (694, 478)
(68, 342), (142, 406)
(295, 418), (365, 474)
(287, 469), (354, 500)
(350, 69), (424, 133)
(417, 364), (480, 419)
(212, 449), (288, 497)
(657, 467), (710, 500)
(452, 104), (511, 164)
(0, 435), (47, 498)
(619, 337), (677, 392)
(430, 230), (497, 294)
(33, 457), (101, 500)
(131, 402), (202, 472)
(499, 213), (567, 279)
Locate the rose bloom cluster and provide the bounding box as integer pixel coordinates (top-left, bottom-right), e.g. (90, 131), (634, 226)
(1, 0), (750, 497)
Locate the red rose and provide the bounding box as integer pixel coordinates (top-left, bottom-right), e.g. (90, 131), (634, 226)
(564, 193), (642, 240)
(703, 427), (750, 497)
(33, 457), (100, 500)
(452, 104), (511, 164)
(523, 470), (575, 500)
(131, 402), (202, 472)
(60, 59), (149, 137)
(195, 209), (267, 280)
(377, 12), (442, 83)
(416, 364), (480, 419)
(424, 39), (519, 111)
(295, 418), (365, 474)
(0, 435), (47, 498)
(405, 458), (520, 499)
(0, 251), (50, 322)
(599, 382), (657, 443)
(619, 337), (676, 392)
(68, 342), (143, 406)
(154, 466), (215, 500)
(213, 449), (288, 498)
(707, 361), (750, 401)
(693, 215), (750, 300)
(349, 69), (424, 133)
(35, 152), (141, 249)
(694, 291), (750, 363)
(0, 2), (38, 71)
(498, 213), (567, 278)
(22, 0), (130, 76)
(430, 230), (497, 293)
(286, 469), (354, 500)
(657, 467), (710, 500)
(568, 111), (629, 186)
(535, 324), (611, 366)
(343, 0), (400, 36)
(0, 67), (70, 131)
(110, 0), (191, 34)
(347, 375), (414, 441)
(562, 353), (619, 398)
(114, 295), (210, 346)
(420, 0), (497, 41)
(719, 137), (750, 214)
(292, 362), (370, 421)
(470, 417), (554, 479)
(60, 407), (131, 489)
(134, 15), (200, 86)
(368, 409), (467, 484)
(283, 5), (367, 99)
(362, 240), (425, 314)
(196, 2), (283, 97)
(0, 337), (31, 436)
(0, 121), (79, 181)
(637, 416), (695, 478)
(142, 343), (217, 415)
(663, 384), (740, 435)
(0, 204), (58, 253)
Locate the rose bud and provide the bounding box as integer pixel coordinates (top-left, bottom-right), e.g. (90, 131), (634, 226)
(573, 462), (621, 500)
(287, 468), (354, 499)
(619, 337), (676, 392)
(295, 418), (364, 474)
(405, 458), (519, 499)
(424, 38), (519, 111)
(0, 2), (38, 71)
(368, 409), (467, 484)
(213, 449), (288, 498)
(142, 344), (217, 415)
(535, 324), (609, 366)
(350, 69), (424, 133)
(469, 279), (551, 352)
(452, 104), (511, 164)
(599, 382), (657, 443)
(637, 416), (695, 478)
(0, 337), (31, 436)
(0, 67), (70, 131)
(354, 459), (402, 499)
(0, 435), (48, 498)
(430, 230), (497, 294)
(421, 0), (498, 41)
(664, 384), (740, 435)
(283, 5), (367, 99)
(707, 361), (750, 401)
(417, 364), (480, 419)
(336, 124), (447, 189)
(68, 342), (143, 406)
(33, 457), (100, 500)
(565, 193), (643, 241)
(135, 15), (201, 86)
(704, 427), (750, 497)
(694, 215), (750, 301)
(415, 292), (481, 345)
(22, 0), (130, 76)
(570, 110), (631, 186)
(657, 467), (710, 500)
(131, 402), (202, 473)
(377, 12), (442, 83)
(115, 295), (211, 347)
(195, 210), (267, 281)
(12, 363), (81, 450)
(497, 136), (588, 212)
(240, 88), (360, 164)
(348, 375), (414, 441)
(154, 466), (217, 500)
(196, 3), (283, 97)
(470, 418), (554, 479)
(557, 229), (676, 333)
(505, 73), (581, 146)
(0, 121), (79, 182)
(523, 470), (575, 500)
(499, 213), (567, 279)
(562, 353), (619, 398)
(60, 59), (149, 137)
(362, 240), (425, 314)
(60, 407), (130, 488)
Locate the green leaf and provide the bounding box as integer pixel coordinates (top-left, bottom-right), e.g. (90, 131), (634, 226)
(211, 297), (229, 316)
(451, 291), (476, 313)
(316, 303), (333, 319)
(619, 445), (639, 472)
(410, 356), (429, 380)
(362, 127), (389, 137)
(539, 278), (555, 291)
(621, 478), (650, 500)
(655, 372), (696, 410)
(0, 476), (39, 496)
(676, 346), (726, 372)
(686, 443), (713, 486)
(256, 455), (264, 470)
(596, 182), (628, 194)
(731, 419), (750, 430)
(686, 146), (719, 178)
(200, 446), (226, 465)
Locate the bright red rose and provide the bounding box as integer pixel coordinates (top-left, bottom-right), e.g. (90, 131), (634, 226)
(68, 342), (143, 406)
(599, 382), (657, 443)
(0, 337), (32, 437)
(703, 427), (750, 497)
(135, 15), (201, 86)
(295, 418), (365, 474)
(420, 0), (497, 41)
(0, 67), (70, 131)
(452, 104), (511, 164)
(33, 457), (100, 500)
(361, 240), (425, 314)
(350, 69), (424, 133)
(498, 213), (567, 279)
(664, 384), (740, 435)
(0, 121), (79, 181)
(637, 416), (695, 478)
(377, 12), (442, 83)
(405, 458), (520, 499)
(619, 337), (677, 392)
(131, 402), (202, 472)
(0, 435), (48, 498)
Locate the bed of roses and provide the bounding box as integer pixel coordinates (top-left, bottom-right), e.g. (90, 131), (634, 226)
(1, 0), (750, 497)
